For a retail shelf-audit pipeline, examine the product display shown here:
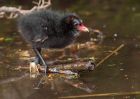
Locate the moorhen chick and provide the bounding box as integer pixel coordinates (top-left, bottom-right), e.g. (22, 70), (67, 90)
(18, 10), (89, 74)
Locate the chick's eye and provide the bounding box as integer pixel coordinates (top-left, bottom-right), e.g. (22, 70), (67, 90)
(74, 22), (78, 26)
(73, 19), (79, 25)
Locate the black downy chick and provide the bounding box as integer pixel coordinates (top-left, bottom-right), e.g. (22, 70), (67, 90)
(18, 10), (89, 74)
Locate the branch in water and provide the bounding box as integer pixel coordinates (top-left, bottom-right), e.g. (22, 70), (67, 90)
(15, 59), (95, 75)
(14, 44), (124, 75)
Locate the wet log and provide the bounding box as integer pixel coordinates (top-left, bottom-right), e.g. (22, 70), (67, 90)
(15, 44), (124, 75)
(15, 59), (95, 75)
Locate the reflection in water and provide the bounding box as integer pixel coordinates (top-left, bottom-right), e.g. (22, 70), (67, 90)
(0, 73), (29, 85)
(33, 74), (95, 93)
(0, 73), (95, 99)
(0, 74), (35, 99)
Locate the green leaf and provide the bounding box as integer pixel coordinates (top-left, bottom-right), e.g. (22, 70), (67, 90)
(4, 37), (14, 42)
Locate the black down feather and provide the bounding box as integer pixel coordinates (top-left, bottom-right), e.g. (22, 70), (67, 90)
(18, 10), (80, 49)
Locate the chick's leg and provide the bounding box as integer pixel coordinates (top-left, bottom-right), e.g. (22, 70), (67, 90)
(33, 47), (48, 75)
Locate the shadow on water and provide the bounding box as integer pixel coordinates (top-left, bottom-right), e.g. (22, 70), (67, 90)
(0, 0), (140, 99)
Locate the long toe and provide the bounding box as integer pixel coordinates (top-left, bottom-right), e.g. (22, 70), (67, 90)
(29, 61), (39, 74)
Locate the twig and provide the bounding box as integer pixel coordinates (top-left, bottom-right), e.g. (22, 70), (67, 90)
(0, 0), (51, 19)
(59, 91), (140, 98)
(96, 44), (124, 67)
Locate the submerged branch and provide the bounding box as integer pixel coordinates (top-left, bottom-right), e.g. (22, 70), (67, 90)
(59, 91), (140, 98)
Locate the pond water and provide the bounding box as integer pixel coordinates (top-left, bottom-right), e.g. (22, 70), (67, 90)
(0, 0), (140, 99)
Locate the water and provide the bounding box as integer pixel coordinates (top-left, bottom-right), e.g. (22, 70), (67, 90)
(0, 0), (140, 99)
